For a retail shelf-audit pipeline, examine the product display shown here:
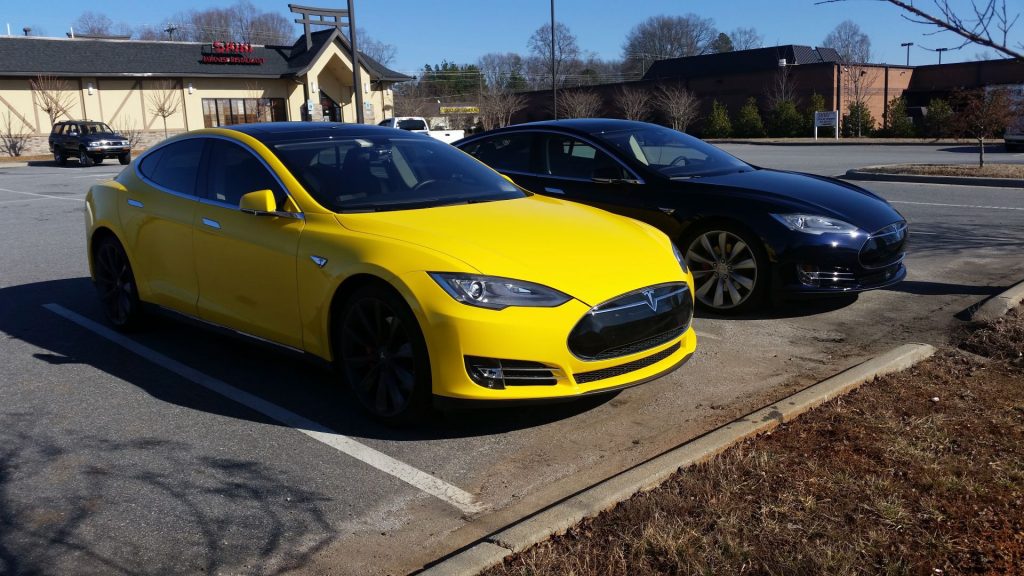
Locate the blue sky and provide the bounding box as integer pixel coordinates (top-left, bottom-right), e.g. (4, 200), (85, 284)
(3, 0), (1018, 74)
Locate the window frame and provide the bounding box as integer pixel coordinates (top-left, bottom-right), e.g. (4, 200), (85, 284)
(462, 129), (644, 184)
(134, 137), (208, 200)
(198, 136), (295, 215)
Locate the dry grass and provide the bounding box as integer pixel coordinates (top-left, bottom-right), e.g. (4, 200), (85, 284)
(486, 310), (1024, 576)
(862, 164), (1024, 179)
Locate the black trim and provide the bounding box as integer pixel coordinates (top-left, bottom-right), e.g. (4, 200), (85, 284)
(432, 351), (692, 411)
(574, 342), (680, 384)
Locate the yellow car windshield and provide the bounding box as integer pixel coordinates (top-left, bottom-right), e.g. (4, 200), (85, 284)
(272, 136), (525, 213)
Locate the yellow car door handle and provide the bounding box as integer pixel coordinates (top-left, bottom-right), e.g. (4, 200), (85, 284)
(201, 217), (221, 230)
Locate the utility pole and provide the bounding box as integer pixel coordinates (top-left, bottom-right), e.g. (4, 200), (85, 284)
(550, 0), (557, 120)
(164, 25), (178, 41)
(936, 47), (948, 64)
(900, 42), (913, 66)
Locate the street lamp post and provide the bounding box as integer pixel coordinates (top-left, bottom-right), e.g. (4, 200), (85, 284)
(900, 42), (913, 66)
(550, 0), (557, 120)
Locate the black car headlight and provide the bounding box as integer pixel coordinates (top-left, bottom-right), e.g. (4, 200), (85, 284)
(429, 273), (571, 310)
(771, 213), (862, 237)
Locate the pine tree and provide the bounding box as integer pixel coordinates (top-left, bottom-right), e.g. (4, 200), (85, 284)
(703, 100), (732, 138)
(734, 97), (765, 137)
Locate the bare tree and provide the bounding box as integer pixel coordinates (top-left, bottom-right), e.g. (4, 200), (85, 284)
(0, 111), (30, 157)
(478, 52), (527, 91)
(114, 120), (143, 150)
(72, 11), (114, 35)
(133, 25), (164, 40)
(30, 75), (75, 126)
(557, 89), (603, 119)
(622, 14), (719, 75)
(245, 12), (293, 45)
(613, 85), (651, 120)
(527, 22), (581, 88)
(766, 65), (797, 109)
(358, 29), (397, 66)
(653, 84), (699, 132)
(952, 87), (1017, 166)
(819, 0), (1022, 59)
(172, 1), (292, 45)
(823, 20), (872, 63)
(147, 80), (181, 139)
(730, 27), (764, 50)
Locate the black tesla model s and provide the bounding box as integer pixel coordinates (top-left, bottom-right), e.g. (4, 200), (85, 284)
(455, 119), (907, 313)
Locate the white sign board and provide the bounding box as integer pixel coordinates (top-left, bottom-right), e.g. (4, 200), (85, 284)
(814, 110), (840, 140)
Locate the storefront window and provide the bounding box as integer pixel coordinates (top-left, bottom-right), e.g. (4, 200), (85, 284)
(202, 98), (287, 127)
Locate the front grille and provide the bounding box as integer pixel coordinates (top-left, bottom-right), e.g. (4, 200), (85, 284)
(574, 342), (681, 384)
(568, 283), (692, 360)
(860, 222), (907, 269)
(857, 262), (903, 286)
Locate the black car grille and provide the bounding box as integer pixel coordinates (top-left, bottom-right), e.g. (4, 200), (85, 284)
(574, 342), (681, 384)
(860, 222), (907, 269)
(568, 283), (692, 361)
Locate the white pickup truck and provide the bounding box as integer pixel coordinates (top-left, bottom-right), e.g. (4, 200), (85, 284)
(378, 116), (465, 144)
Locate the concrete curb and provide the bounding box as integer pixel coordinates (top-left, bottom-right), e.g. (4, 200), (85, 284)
(970, 279), (1024, 323)
(842, 169), (1024, 188)
(416, 342), (937, 576)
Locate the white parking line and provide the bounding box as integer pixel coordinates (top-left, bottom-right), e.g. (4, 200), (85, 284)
(0, 187), (85, 202)
(890, 200), (1024, 211)
(43, 303), (485, 515)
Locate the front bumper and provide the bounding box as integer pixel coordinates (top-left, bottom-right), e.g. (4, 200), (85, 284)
(402, 273), (697, 402)
(86, 146), (131, 157)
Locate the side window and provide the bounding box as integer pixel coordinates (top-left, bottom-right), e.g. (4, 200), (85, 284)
(541, 135), (626, 180)
(464, 133), (533, 173)
(205, 139), (285, 207)
(138, 139), (205, 196)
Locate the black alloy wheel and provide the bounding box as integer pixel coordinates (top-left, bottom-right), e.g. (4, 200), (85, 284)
(93, 236), (144, 330)
(337, 286), (431, 424)
(54, 150), (66, 166)
(682, 223), (768, 313)
(119, 152), (131, 165)
(79, 149), (94, 167)
(93, 156), (104, 165)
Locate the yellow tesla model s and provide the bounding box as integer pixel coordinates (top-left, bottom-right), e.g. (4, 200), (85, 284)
(84, 123), (696, 423)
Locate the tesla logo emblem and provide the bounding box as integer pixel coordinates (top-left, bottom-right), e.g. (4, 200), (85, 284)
(641, 289), (658, 311)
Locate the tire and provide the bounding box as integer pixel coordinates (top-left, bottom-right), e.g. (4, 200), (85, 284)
(681, 222), (769, 314)
(54, 150), (66, 166)
(334, 284), (432, 424)
(79, 149), (94, 167)
(118, 152), (131, 165)
(93, 156), (103, 165)
(93, 236), (145, 330)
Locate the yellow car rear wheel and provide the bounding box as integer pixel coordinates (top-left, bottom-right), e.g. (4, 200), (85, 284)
(93, 235), (145, 331)
(336, 284), (432, 424)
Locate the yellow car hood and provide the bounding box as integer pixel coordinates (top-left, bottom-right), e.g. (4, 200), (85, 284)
(337, 194), (684, 306)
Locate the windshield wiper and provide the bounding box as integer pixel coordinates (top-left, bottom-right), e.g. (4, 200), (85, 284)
(592, 177), (642, 185)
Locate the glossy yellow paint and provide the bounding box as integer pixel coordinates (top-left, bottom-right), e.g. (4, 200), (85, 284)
(86, 128), (697, 402)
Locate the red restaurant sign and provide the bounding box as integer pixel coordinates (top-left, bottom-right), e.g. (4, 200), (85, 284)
(200, 41), (265, 65)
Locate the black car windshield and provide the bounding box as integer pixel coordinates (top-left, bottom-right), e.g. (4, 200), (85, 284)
(600, 125), (752, 178)
(78, 122), (115, 134)
(272, 134), (525, 212)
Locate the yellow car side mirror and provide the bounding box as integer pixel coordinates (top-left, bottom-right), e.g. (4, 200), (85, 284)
(239, 189), (276, 215)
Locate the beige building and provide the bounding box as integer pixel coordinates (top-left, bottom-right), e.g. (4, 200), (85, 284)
(0, 28), (410, 155)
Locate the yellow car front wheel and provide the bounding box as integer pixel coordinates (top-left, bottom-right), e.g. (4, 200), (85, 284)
(336, 284), (432, 424)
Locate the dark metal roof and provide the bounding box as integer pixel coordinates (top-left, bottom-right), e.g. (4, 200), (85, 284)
(643, 45), (843, 81)
(0, 29), (411, 82)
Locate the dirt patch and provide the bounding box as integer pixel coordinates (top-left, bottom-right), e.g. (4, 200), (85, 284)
(485, 310), (1024, 576)
(861, 163), (1024, 179)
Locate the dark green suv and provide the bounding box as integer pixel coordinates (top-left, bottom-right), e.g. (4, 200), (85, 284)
(49, 120), (131, 167)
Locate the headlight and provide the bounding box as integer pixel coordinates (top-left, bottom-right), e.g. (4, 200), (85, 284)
(429, 273), (571, 310)
(771, 213), (861, 236)
(672, 243), (688, 273)
(87, 141), (100, 147)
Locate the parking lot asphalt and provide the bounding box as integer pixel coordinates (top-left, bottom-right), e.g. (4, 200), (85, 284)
(1, 145), (1023, 576)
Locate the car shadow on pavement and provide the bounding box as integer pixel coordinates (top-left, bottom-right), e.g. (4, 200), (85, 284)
(0, 278), (614, 444)
(695, 294), (859, 321)
(881, 280), (1004, 296)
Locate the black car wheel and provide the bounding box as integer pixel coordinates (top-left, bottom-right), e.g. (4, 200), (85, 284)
(93, 156), (104, 165)
(336, 285), (431, 424)
(79, 149), (94, 167)
(118, 152), (131, 165)
(54, 150), (66, 166)
(93, 236), (144, 330)
(683, 224), (767, 313)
